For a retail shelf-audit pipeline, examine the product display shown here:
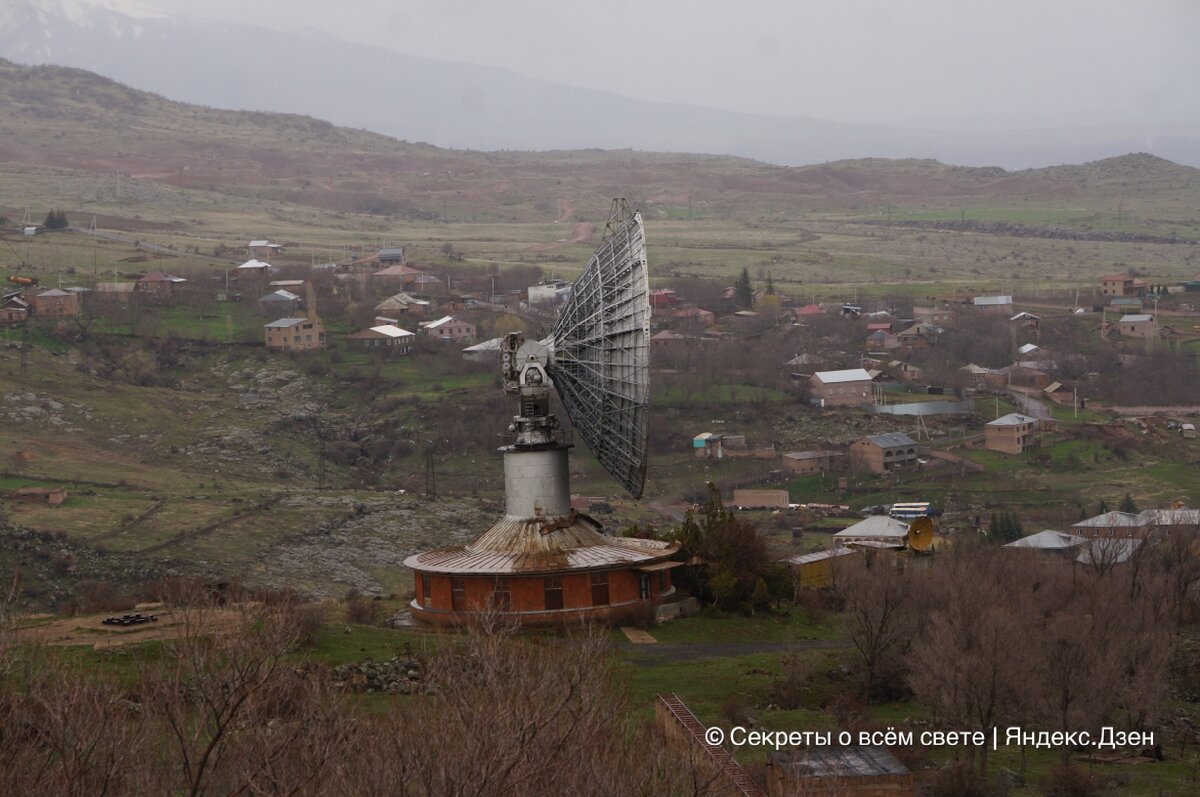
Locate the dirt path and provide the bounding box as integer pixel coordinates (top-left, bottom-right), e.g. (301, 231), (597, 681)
(14, 606), (247, 649)
(1008, 389), (1052, 420)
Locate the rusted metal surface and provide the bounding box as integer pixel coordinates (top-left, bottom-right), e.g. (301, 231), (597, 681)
(404, 514), (677, 575)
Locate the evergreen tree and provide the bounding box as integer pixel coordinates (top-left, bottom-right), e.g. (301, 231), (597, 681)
(1119, 492), (1139, 513)
(765, 271), (775, 296)
(1098, 499), (1109, 515)
(43, 208), (68, 230)
(734, 267), (753, 308)
(1006, 511), (1024, 541)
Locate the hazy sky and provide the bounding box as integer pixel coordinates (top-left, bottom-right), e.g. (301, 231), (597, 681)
(143, 0), (1199, 130)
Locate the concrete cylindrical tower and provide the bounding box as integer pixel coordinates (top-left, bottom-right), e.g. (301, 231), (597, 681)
(503, 445), (571, 518)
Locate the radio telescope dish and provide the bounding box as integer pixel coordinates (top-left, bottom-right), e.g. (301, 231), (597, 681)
(548, 199), (651, 498)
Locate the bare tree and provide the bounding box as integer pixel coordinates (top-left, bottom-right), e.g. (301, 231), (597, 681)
(907, 546), (1032, 776)
(836, 554), (916, 700)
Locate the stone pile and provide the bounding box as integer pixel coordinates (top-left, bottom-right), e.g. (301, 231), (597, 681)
(332, 656), (426, 695)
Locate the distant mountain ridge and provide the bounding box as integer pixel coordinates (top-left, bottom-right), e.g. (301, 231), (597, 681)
(2, 0), (1198, 169)
(2, 58), (1197, 227)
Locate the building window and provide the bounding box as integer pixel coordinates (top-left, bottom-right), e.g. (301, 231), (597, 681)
(544, 576), (563, 610)
(451, 577), (466, 611)
(421, 574), (431, 608)
(492, 577), (511, 611)
(590, 572), (610, 606)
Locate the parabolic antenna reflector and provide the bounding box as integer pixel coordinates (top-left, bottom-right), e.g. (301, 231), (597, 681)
(906, 516), (934, 552)
(549, 199), (651, 498)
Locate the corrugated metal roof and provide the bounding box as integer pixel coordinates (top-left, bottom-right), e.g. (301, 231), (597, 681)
(238, 259), (271, 270)
(264, 317), (308, 329)
(834, 515), (910, 539)
(404, 514), (678, 574)
(864, 432), (917, 448)
(784, 547), (855, 566)
(1119, 314), (1154, 323)
(1139, 508), (1200, 526)
(463, 337), (504, 352)
(973, 295), (1012, 305)
(1075, 538), (1142, 565)
(369, 324), (414, 338)
(769, 746), (911, 779)
(259, 290), (300, 302)
(814, 368), (873, 384)
(783, 450), (843, 461)
(1005, 530), (1086, 549)
(987, 413), (1037, 426)
(1072, 511), (1141, 528)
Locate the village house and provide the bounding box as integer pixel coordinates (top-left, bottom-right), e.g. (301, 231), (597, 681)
(984, 413), (1041, 454)
(672, 306), (715, 326)
(1010, 311), (1041, 333)
(237, 259), (272, 278)
(247, 240), (283, 257)
(895, 321), (937, 348)
(14, 486), (68, 505)
(1100, 274), (1147, 297)
(32, 288), (80, 318)
(957, 363), (994, 389)
(1109, 296), (1143, 313)
(849, 432), (919, 475)
(650, 329), (706, 353)
(833, 515), (914, 546)
(1069, 508), (1200, 542)
(373, 264), (427, 286)
(913, 304), (954, 326)
(1042, 381), (1075, 406)
(1071, 511), (1145, 539)
(527, 279), (572, 305)
(136, 272), (186, 301)
(264, 317), (327, 351)
(972, 294), (1013, 313)
(0, 293), (29, 325)
(1139, 508), (1200, 534)
(257, 289), (302, 315)
(784, 353), (825, 372)
(377, 247), (406, 265)
(346, 324), (415, 353)
(375, 292), (431, 317)
(1003, 530), (1086, 557)
(767, 746), (916, 797)
(809, 368), (874, 407)
(419, 315), (475, 342)
(784, 547), (855, 590)
(782, 450), (845, 476)
(865, 327), (900, 351)
(461, 337), (504, 362)
(791, 303), (825, 321)
(692, 432), (725, 459)
(649, 288), (679, 314)
(1116, 313), (1157, 339)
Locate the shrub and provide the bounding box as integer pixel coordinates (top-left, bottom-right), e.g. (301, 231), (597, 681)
(344, 589), (380, 625)
(1042, 765), (1103, 797)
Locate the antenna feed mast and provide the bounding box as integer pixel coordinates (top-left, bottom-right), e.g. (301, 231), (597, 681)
(501, 332), (562, 449)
